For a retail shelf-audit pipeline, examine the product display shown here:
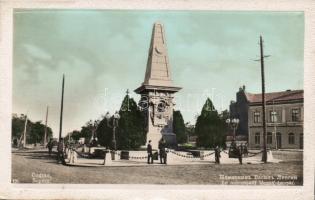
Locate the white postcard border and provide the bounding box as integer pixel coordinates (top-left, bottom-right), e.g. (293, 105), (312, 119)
(0, 0), (314, 199)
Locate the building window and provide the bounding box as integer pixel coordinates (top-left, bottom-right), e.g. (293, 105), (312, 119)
(267, 132), (272, 144)
(288, 133), (295, 144)
(292, 109), (299, 122)
(254, 111), (260, 123)
(270, 110), (278, 123)
(255, 132), (260, 145)
(276, 132), (282, 149)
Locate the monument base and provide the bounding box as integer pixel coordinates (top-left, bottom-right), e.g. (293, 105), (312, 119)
(146, 132), (177, 150)
(162, 133), (177, 148)
(146, 132), (162, 150)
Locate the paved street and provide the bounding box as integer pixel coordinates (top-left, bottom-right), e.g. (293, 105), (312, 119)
(12, 149), (302, 185)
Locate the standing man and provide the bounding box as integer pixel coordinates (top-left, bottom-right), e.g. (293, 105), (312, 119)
(214, 145), (221, 164)
(158, 138), (167, 164)
(46, 138), (53, 156)
(57, 138), (66, 165)
(237, 146), (243, 165)
(244, 142), (248, 157)
(147, 140), (153, 164)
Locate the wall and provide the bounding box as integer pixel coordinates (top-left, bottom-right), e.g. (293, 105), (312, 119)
(248, 102), (303, 149)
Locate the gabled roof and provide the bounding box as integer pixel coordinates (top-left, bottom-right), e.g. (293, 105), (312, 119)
(245, 89), (303, 104)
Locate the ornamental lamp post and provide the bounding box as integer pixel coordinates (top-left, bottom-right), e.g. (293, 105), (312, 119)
(225, 118), (239, 140)
(92, 120), (99, 141)
(105, 111), (120, 160)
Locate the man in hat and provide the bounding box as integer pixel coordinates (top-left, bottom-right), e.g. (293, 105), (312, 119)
(46, 138), (54, 156)
(237, 146), (243, 165)
(158, 138), (167, 164)
(147, 140), (153, 164)
(214, 145), (221, 164)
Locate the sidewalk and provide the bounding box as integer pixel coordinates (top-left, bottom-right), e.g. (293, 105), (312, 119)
(66, 150), (281, 167)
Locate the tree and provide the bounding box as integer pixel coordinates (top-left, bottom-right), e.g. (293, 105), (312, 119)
(219, 109), (230, 122)
(195, 98), (226, 148)
(65, 130), (81, 142)
(80, 120), (95, 142)
(12, 114), (26, 140)
(185, 122), (195, 141)
(96, 117), (113, 148)
(12, 114), (53, 145)
(116, 94), (146, 150)
(173, 110), (186, 144)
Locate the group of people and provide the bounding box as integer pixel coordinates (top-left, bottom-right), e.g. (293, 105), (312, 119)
(45, 138), (66, 165)
(147, 139), (248, 165)
(48, 137), (248, 166)
(215, 144), (243, 165)
(147, 139), (167, 164)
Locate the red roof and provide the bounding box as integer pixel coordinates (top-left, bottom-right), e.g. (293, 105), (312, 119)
(245, 90), (303, 103)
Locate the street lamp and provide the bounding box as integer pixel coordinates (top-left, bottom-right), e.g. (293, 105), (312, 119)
(226, 118), (239, 140)
(91, 120), (99, 145)
(105, 111), (120, 151)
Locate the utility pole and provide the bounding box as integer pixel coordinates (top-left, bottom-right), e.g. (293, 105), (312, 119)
(259, 36), (267, 163)
(273, 100), (278, 150)
(22, 115), (28, 148)
(44, 106), (49, 146)
(59, 74), (65, 142)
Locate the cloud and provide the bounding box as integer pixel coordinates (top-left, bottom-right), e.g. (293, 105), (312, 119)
(22, 43), (52, 60)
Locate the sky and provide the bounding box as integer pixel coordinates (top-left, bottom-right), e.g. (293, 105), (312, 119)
(13, 10), (304, 138)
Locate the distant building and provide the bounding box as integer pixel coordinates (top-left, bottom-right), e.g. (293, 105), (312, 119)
(230, 86), (303, 149)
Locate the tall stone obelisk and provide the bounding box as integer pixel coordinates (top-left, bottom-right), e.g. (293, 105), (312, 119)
(135, 22), (181, 149)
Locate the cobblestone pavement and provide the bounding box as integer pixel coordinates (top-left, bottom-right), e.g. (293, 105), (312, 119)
(12, 149), (302, 185)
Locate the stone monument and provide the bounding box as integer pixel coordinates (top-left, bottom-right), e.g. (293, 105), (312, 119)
(135, 22), (181, 149)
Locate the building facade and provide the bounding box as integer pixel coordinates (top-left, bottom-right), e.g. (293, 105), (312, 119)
(230, 86), (303, 149)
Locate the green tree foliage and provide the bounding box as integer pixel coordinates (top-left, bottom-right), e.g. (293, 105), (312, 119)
(96, 117), (113, 148)
(116, 94), (146, 150)
(66, 120), (99, 144)
(185, 122), (195, 140)
(65, 130), (81, 142)
(12, 114), (53, 144)
(219, 109), (230, 121)
(195, 98), (227, 148)
(173, 110), (187, 144)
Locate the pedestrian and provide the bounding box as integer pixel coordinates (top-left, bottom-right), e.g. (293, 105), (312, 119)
(244, 142), (248, 157)
(237, 146), (242, 165)
(57, 138), (66, 165)
(158, 138), (167, 164)
(46, 138), (53, 156)
(147, 140), (153, 164)
(13, 138), (18, 147)
(214, 145), (221, 164)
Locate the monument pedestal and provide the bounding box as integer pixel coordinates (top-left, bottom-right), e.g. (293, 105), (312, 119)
(146, 132), (162, 150)
(146, 132), (177, 150)
(162, 133), (177, 148)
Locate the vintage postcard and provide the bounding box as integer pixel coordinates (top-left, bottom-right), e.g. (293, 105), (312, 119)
(0, 0), (314, 200)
